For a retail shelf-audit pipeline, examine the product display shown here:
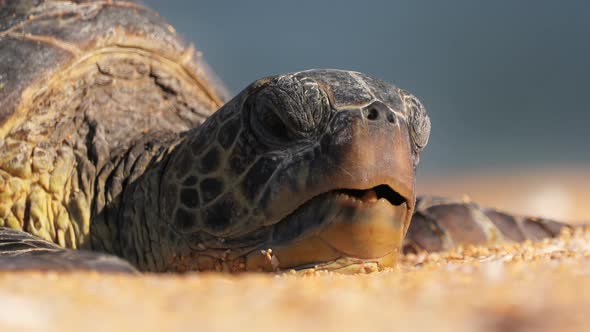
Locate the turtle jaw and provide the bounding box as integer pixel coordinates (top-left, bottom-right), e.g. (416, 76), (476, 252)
(244, 184), (412, 273)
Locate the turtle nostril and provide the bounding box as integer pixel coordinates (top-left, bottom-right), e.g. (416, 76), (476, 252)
(366, 107), (379, 120)
(386, 112), (396, 123)
(363, 102), (396, 123)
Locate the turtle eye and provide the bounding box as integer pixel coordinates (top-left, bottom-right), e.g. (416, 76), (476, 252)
(248, 75), (331, 145)
(248, 92), (299, 145)
(408, 96), (431, 154)
(253, 102), (292, 142)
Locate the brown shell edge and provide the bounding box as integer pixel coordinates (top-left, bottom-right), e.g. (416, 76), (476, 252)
(0, 0), (229, 136)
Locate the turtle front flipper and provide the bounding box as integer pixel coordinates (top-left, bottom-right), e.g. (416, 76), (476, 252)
(403, 195), (573, 254)
(0, 227), (136, 273)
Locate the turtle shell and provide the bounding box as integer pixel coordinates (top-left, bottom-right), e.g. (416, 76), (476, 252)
(0, 0), (229, 249)
(0, 0), (229, 133)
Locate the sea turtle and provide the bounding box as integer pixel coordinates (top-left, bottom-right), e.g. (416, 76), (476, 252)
(0, 0), (573, 273)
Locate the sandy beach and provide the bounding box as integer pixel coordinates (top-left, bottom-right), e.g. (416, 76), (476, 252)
(0, 232), (588, 332)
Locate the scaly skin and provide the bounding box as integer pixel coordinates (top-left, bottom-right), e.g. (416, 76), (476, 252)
(404, 196), (570, 254)
(110, 70), (428, 272)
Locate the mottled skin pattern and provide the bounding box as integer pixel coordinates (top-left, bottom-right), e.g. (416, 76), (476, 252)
(107, 70), (424, 272)
(0, 1), (571, 273)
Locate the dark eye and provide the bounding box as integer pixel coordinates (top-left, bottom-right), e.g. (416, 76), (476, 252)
(255, 103), (292, 142)
(248, 76), (331, 145)
(248, 94), (298, 146)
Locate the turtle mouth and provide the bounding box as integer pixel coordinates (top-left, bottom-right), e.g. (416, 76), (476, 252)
(244, 184), (412, 273)
(334, 185), (408, 207)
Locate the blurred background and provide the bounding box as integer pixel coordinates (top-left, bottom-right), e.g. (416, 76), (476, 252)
(143, 0), (589, 221)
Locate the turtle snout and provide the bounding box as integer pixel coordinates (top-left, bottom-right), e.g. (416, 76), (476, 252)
(362, 101), (396, 123)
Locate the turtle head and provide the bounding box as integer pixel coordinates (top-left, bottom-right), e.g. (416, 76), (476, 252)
(161, 69), (431, 272)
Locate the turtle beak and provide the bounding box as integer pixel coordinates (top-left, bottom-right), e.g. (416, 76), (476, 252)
(320, 103), (415, 232)
(264, 104), (416, 224)
(246, 105), (416, 272)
